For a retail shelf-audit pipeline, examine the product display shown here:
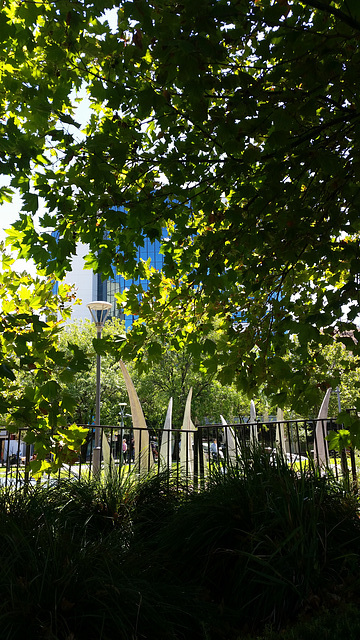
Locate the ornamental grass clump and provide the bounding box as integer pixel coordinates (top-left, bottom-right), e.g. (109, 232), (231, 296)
(151, 449), (360, 634)
(0, 457), (359, 639)
(0, 473), (199, 640)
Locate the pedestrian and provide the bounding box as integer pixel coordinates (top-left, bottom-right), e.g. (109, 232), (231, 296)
(210, 438), (218, 461)
(122, 438), (127, 462)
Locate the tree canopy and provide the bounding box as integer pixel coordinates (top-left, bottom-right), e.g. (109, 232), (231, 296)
(57, 319), (257, 427)
(2, 0), (360, 408)
(58, 318), (129, 425)
(0, 246), (89, 473)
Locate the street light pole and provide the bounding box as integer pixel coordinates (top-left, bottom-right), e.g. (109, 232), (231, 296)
(87, 300), (112, 476)
(119, 402), (127, 431)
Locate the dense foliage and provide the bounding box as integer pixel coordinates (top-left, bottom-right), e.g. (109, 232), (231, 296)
(0, 457), (360, 639)
(1, 0), (360, 412)
(58, 319), (257, 427)
(0, 247), (89, 472)
(57, 318), (128, 425)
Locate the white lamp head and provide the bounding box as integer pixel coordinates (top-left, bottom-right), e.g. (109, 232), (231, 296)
(87, 300), (112, 328)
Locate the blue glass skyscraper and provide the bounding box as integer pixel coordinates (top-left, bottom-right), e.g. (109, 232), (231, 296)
(52, 222), (165, 327)
(95, 236), (164, 330)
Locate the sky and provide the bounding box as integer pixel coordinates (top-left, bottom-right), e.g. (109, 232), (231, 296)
(0, 88), (91, 276)
(0, 189), (22, 242)
(0, 7), (118, 275)
(0, 178), (41, 275)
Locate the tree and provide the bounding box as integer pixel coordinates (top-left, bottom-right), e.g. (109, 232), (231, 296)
(284, 335), (360, 448)
(0, 245), (89, 473)
(283, 333), (360, 416)
(57, 318), (130, 426)
(57, 319), (256, 427)
(2, 0), (360, 411)
(131, 345), (255, 427)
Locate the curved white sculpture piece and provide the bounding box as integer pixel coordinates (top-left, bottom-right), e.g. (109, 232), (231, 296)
(119, 360), (153, 474)
(249, 400), (258, 445)
(102, 429), (115, 474)
(315, 388), (331, 469)
(220, 414), (237, 464)
(180, 387), (196, 475)
(275, 407), (286, 458)
(159, 397), (173, 470)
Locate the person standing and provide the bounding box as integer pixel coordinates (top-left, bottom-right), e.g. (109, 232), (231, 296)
(210, 438), (218, 461)
(122, 438), (127, 463)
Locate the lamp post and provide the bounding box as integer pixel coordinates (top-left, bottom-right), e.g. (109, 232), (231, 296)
(87, 300), (112, 476)
(119, 402), (127, 430)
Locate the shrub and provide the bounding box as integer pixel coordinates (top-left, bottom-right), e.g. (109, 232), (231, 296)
(0, 456), (359, 639)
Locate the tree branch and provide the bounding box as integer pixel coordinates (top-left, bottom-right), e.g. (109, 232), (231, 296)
(300, 0), (360, 31)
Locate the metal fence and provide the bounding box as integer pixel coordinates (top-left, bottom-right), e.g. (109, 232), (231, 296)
(0, 417), (357, 490)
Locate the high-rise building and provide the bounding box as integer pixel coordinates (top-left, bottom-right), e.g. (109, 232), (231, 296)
(104, 236), (164, 329)
(58, 238), (164, 329)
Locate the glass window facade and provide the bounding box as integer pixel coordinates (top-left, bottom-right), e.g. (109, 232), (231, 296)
(51, 228), (165, 327)
(103, 236), (164, 330)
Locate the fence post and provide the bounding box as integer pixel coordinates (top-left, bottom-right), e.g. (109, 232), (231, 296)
(24, 442), (31, 487)
(193, 430), (199, 490)
(340, 448), (349, 485)
(198, 428), (205, 488)
(350, 448), (358, 493)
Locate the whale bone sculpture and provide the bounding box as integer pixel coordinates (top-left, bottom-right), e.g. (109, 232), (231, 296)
(249, 400), (258, 446)
(119, 360), (153, 475)
(159, 397), (173, 470)
(315, 387), (331, 470)
(180, 387), (196, 475)
(220, 414), (237, 465)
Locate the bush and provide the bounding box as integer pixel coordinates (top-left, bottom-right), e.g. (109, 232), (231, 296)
(151, 450), (360, 634)
(0, 474), (200, 640)
(0, 456), (359, 639)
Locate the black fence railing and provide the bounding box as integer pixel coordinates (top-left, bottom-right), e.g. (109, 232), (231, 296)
(0, 418), (357, 490)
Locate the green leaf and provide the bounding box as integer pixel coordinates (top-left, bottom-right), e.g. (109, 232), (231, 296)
(147, 341), (163, 358)
(0, 363), (15, 380)
(326, 429), (352, 451)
